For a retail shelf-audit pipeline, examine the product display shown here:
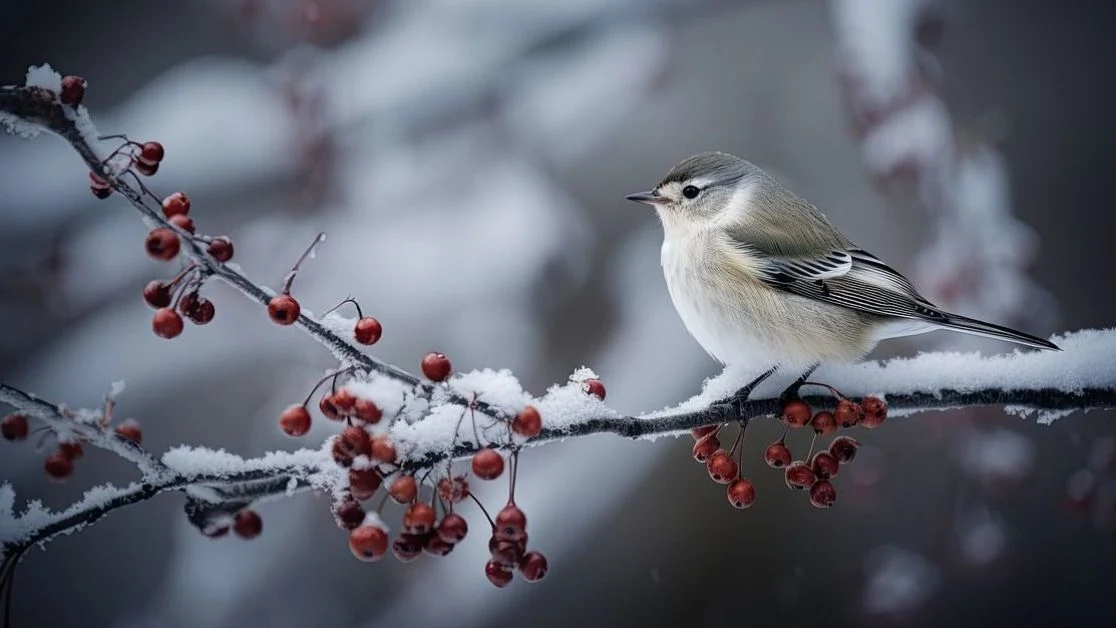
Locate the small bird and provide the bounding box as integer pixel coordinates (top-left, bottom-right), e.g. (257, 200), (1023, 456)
(626, 151), (1059, 393)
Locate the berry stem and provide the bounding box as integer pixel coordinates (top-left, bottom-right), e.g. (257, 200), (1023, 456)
(806, 432), (818, 459)
(300, 366), (358, 407)
(281, 232), (326, 295)
(797, 381), (847, 400)
(508, 450), (520, 503)
(467, 491), (496, 529)
(322, 296), (364, 319)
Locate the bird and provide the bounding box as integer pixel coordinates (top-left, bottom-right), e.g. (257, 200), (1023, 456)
(625, 151), (1059, 396)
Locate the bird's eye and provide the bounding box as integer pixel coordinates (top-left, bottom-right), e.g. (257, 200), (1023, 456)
(682, 185), (700, 199)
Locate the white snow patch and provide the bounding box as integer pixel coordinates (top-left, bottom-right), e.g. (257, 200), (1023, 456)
(25, 64), (62, 92)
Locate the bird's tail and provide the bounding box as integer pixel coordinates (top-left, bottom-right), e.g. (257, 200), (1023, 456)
(939, 312), (1061, 351)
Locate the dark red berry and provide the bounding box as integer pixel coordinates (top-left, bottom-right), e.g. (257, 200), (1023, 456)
(495, 504), (527, 541)
(402, 502), (436, 535)
(388, 475), (417, 504)
(161, 192), (190, 217)
(152, 308), (184, 339)
(330, 389), (356, 412)
(489, 536), (527, 566)
(145, 228), (180, 261)
(423, 534), (455, 557)
(692, 433), (720, 463)
(349, 525), (389, 562)
(784, 460), (815, 490)
(354, 317), (382, 345)
(91, 185), (112, 199)
(188, 299), (215, 325)
(133, 160), (158, 176)
(860, 396), (887, 428)
(485, 560), (514, 588)
(583, 378), (606, 400)
(331, 496), (365, 530)
(519, 551), (548, 582)
(1, 413), (30, 441)
(233, 510), (262, 539)
(392, 534), (424, 562)
(727, 478), (757, 509)
(267, 294), (301, 325)
(810, 411), (837, 436)
(809, 479), (837, 508)
(834, 399), (862, 428)
(371, 437), (397, 464)
(318, 395), (340, 420)
(472, 448), (505, 480)
(44, 451), (73, 480)
(437, 513), (469, 544)
(177, 291), (199, 317)
(114, 419), (142, 444)
(512, 405), (542, 438)
(331, 426), (372, 467)
(781, 399), (811, 428)
(706, 450), (739, 484)
(279, 405), (311, 436)
(207, 237), (234, 262)
(139, 141), (165, 166)
(59, 75), (86, 106)
(354, 398), (382, 424)
(58, 441), (84, 461)
(348, 468), (382, 501)
(764, 440), (792, 469)
(142, 281), (171, 308)
(436, 477), (469, 503)
(811, 451), (840, 480)
(169, 214), (196, 234)
(828, 435), (861, 464)
(421, 352), (452, 382)
(691, 425), (719, 440)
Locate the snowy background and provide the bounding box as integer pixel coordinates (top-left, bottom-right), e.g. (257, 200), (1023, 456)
(2, 0), (1115, 626)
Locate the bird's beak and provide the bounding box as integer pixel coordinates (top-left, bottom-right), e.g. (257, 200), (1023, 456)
(625, 190), (663, 205)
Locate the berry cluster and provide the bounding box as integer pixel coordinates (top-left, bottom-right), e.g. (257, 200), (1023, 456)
(1, 403), (142, 482)
(691, 391), (885, 510)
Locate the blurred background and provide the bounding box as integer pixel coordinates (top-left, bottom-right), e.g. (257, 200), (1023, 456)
(1, 0), (1115, 626)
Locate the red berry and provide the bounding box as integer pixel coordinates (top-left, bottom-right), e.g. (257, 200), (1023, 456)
(437, 513), (469, 544)
(392, 534), (424, 562)
(169, 214), (196, 234)
(860, 396), (887, 428)
(354, 317), (382, 345)
(133, 160), (159, 176)
(142, 281), (171, 308)
(59, 75), (86, 106)
(349, 525), (389, 562)
(370, 437), (397, 464)
(354, 398), (382, 424)
(233, 510), (262, 539)
(764, 440), (792, 469)
(330, 389), (356, 412)
(152, 308), (184, 339)
(91, 185), (112, 199)
(420, 352), (452, 382)
(423, 534), (455, 557)
(318, 395), (340, 420)
(145, 228), (180, 261)
(472, 448), (505, 480)
(485, 559), (514, 588)
(706, 450), (739, 484)
(691, 425), (719, 440)
(436, 476), (469, 503)
(1, 413), (30, 441)
(114, 419), (142, 444)
(727, 478), (757, 509)
(781, 399), (811, 428)
(177, 291), (199, 317)
(494, 504), (527, 541)
(348, 468), (382, 501)
(692, 433), (720, 463)
(519, 551), (548, 582)
(187, 299), (215, 325)
(388, 475), (417, 504)
(828, 435), (861, 464)
(161, 192), (191, 217)
(834, 399), (862, 428)
(809, 479), (837, 508)
(267, 294), (301, 325)
(402, 502), (436, 535)
(811, 451), (840, 480)
(139, 141), (165, 166)
(810, 411), (837, 436)
(207, 237), (234, 262)
(44, 451), (73, 480)
(784, 460), (815, 490)
(58, 441), (84, 461)
(512, 405), (542, 438)
(583, 378), (606, 400)
(279, 405), (311, 436)
(489, 536), (527, 566)
(331, 496), (365, 530)
(331, 427), (371, 467)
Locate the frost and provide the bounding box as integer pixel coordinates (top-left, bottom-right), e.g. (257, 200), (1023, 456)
(0, 112), (43, 139)
(447, 368), (530, 413)
(362, 511), (388, 532)
(108, 380), (126, 399)
(161, 445), (328, 479)
(25, 63), (62, 92)
(318, 311), (357, 340)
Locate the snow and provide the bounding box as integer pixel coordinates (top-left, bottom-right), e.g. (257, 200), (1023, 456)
(344, 376), (413, 422)
(24, 63), (62, 92)
(108, 380), (126, 399)
(447, 368), (531, 413)
(161, 445), (329, 480)
(0, 482), (145, 548)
